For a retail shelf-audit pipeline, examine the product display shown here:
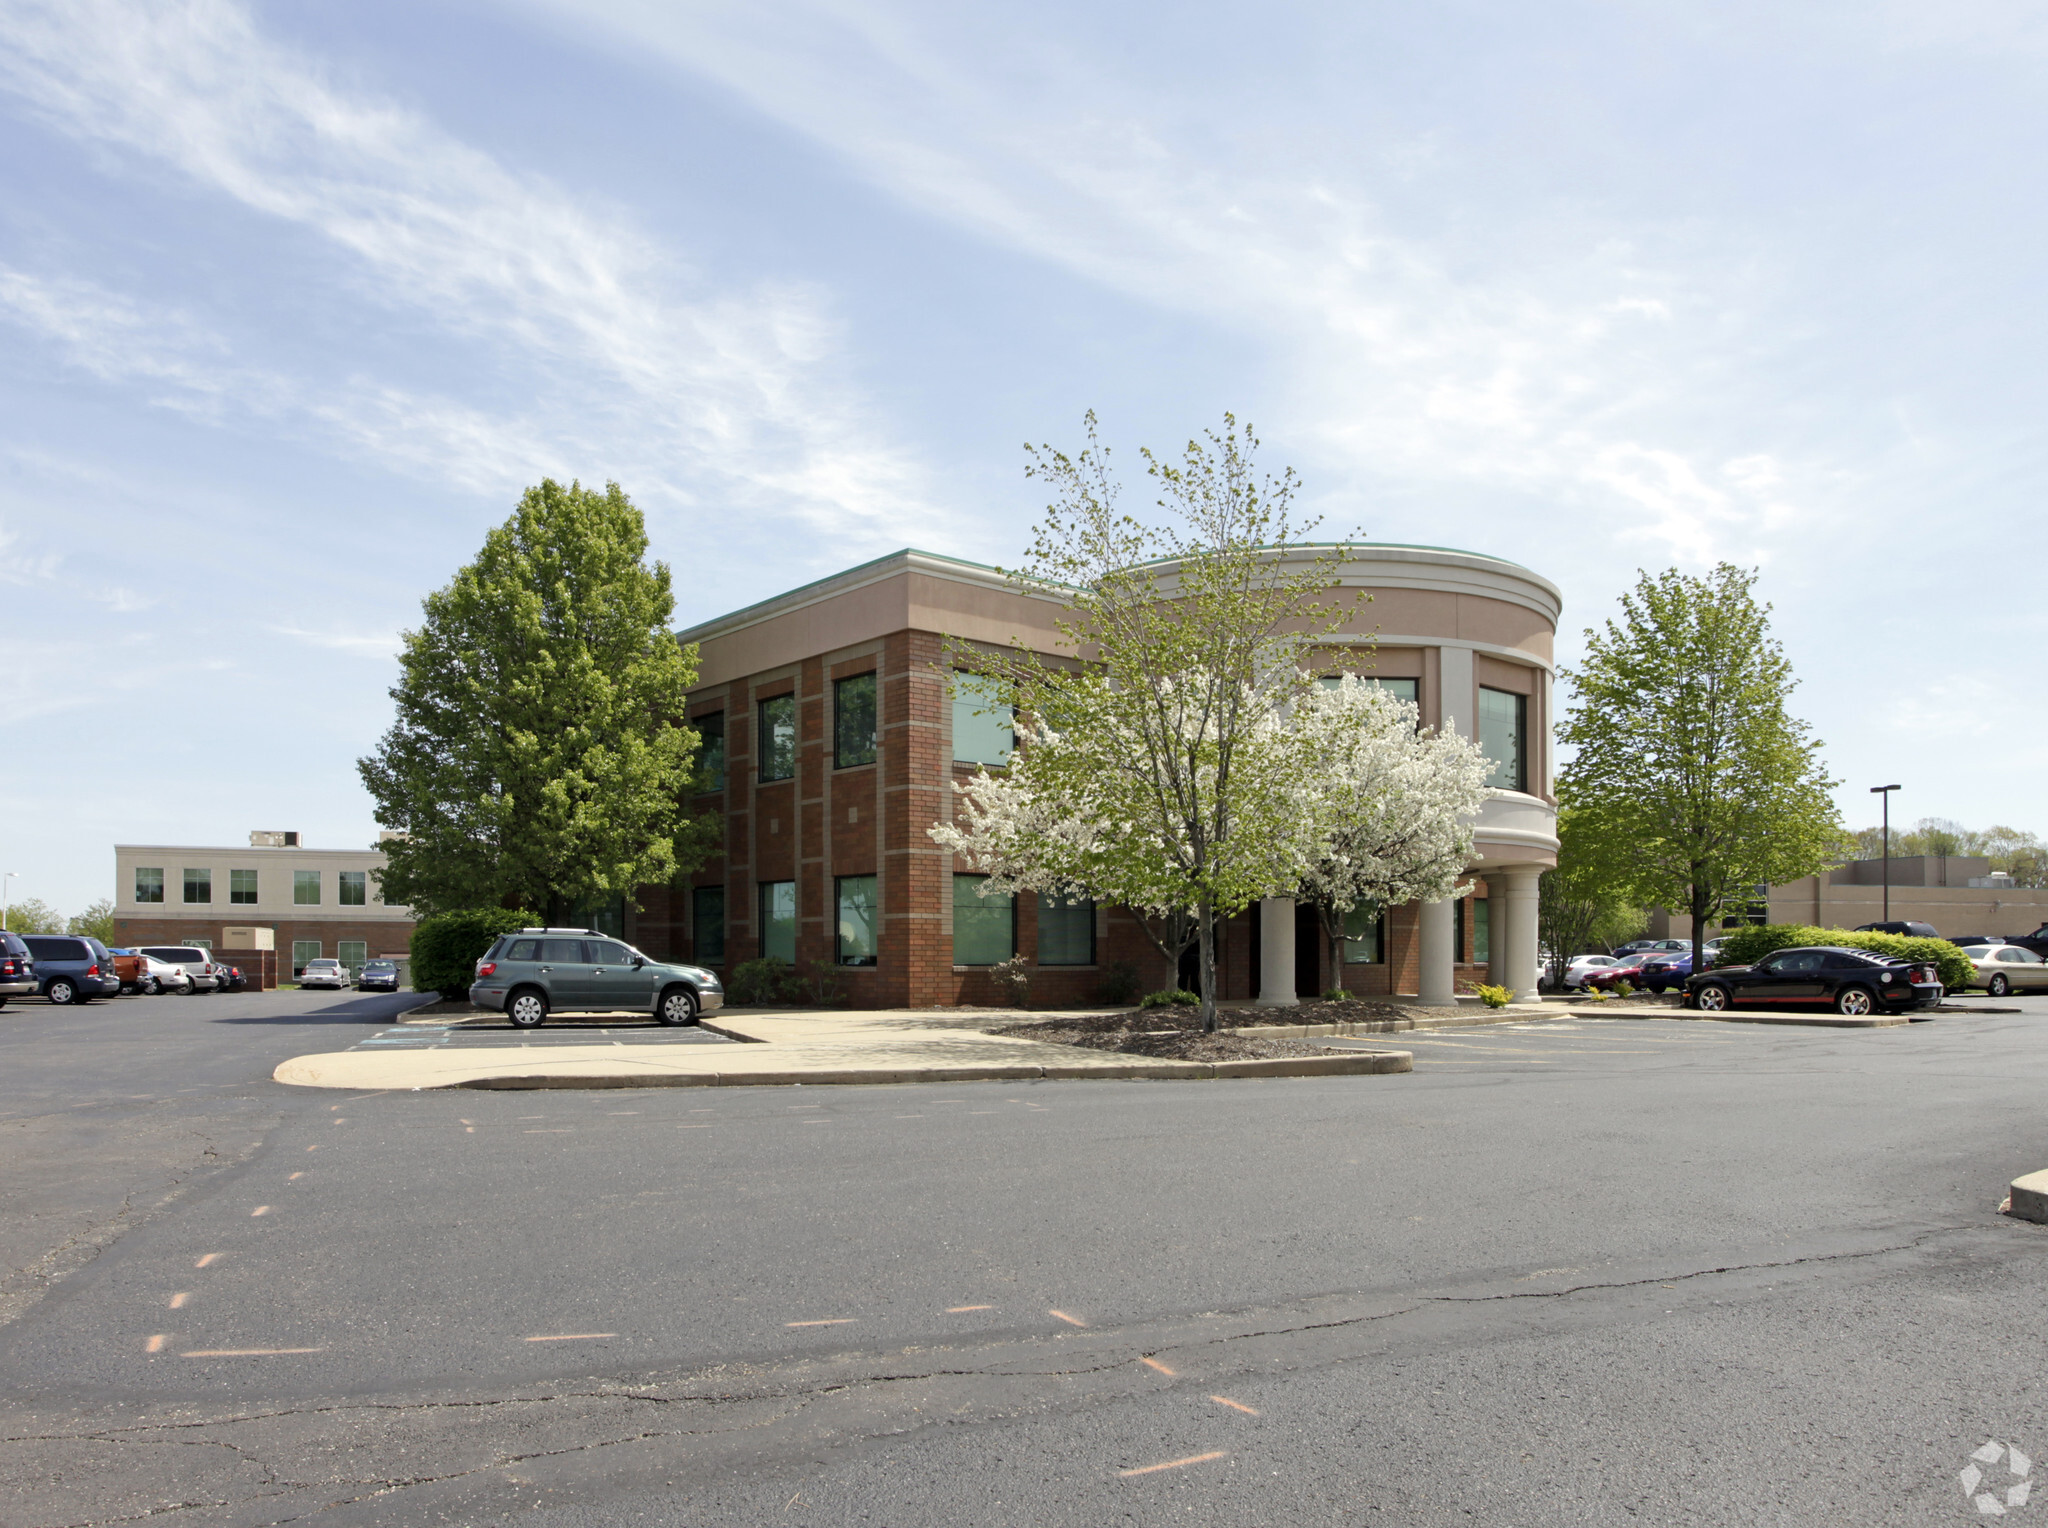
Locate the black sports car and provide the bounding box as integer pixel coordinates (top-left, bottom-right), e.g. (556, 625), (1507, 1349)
(1685, 945), (1942, 1018)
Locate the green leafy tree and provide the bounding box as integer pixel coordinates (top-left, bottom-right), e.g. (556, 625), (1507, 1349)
(359, 479), (716, 920)
(1558, 564), (1842, 971)
(67, 898), (117, 945)
(932, 413), (1356, 1032)
(2, 895), (64, 934)
(1537, 810), (1643, 986)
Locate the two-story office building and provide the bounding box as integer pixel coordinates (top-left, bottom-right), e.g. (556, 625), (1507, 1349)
(112, 833), (414, 977)
(629, 543), (1560, 1006)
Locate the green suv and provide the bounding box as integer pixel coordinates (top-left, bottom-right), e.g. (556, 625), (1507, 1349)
(469, 928), (725, 1029)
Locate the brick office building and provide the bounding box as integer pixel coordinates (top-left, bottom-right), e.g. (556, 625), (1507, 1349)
(628, 544), (1561, 1006)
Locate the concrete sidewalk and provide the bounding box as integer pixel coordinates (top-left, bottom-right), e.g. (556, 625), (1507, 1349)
(271, 1005), (1416, 1091)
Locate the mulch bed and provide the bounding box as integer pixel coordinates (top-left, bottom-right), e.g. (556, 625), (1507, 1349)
(989, 995), (1464, 1062)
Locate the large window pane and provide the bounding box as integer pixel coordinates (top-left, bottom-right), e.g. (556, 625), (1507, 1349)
(291, 939), (321, 977)
(135, 867), (164, 904)
(693, 886), (725, 964)
(1473, 897), (1491, 965)
(229, 869), (258, 905)
(1036, 894), (1095, 966)
(1343, 904), (1385, 963)
(952, 674), (1013, 766)
(182, 868), (211, 905)
(834, 674), (877, 768)
(836, 875), (878, 965)
(695, 712), (725, 792)
(1479, 686), (1527, 792)
(294, 870), (321, 906)
(759, 695), (796, 781)
(337, 940), (367, 976)
(759, 880), (796, 963)
(339, 870), (367, 906)
(953, 875), (1014, 965)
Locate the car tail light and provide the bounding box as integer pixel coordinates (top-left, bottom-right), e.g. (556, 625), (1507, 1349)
(86, 964), (100, 976)
(477, 961), (497, 978)
(0, 960), (13, 977)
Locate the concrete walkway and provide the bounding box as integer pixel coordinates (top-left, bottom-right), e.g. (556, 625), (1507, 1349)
(271, 1005), (1416, 1091)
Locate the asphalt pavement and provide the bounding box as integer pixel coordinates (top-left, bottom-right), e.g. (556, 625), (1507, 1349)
(3, 986), (2047, 1526)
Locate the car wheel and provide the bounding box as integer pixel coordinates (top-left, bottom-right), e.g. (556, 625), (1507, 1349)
(1988, 973), (2011, 997)
(1835, 985), (1876, 1017)
(143, 976), (160, 995)
(1694, 983), (1731, 1012)
(656, 986), (699, 1026)
(47, 978), (78, 1006)
(506, 988), (549, 1029)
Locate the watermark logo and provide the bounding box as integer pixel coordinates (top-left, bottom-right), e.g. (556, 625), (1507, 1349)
(1962, 1441), (2032, 1516)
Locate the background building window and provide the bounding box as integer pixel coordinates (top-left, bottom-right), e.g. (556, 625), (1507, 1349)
(1473, 896), (1491, 964)
(338, 870), (367, 906)
(294, 870), (321, 906)
(836, 875), (878, 965)
(1479, 686), (1527, 793)
(182, 868), (211, 905)
(759, 879), (796, 963)
(834, 673), (878, 768)
(759, 695), (796, 781)
(291, 939), (321, 977)
(953, 875), (1014, 965)
(952, 674), (1013, 766)
(230, 869), (258, 905)
(135, 867), (164, 904)
(695, 712), (725, 792)
(1036, 894), (1095, 965)
(693, 886), (725, 964)
(337, 940), (367, 977)
(1343, 905), (1386, 962)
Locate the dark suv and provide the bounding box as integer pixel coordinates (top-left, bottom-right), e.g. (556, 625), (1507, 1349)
(0, 932), (34, 1008)
(20, 935), (122, 1005)
(469, 928), (724, 1029)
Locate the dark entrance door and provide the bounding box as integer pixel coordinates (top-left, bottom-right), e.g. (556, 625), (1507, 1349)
(1296, 903), (1321, 999)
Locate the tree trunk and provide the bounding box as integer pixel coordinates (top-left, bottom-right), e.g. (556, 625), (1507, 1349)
(1197, 894), (1219, 1033)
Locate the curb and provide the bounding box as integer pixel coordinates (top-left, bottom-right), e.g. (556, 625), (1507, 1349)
(444, 1052), (1413, 1091)
(2008, 1170), (2048, 1224)
(1560, 1006), (1911, 1028)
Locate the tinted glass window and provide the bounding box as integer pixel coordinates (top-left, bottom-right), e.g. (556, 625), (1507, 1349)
(1343, 904), (1385, 963)
(183, 868), (212, 905)
(953, 875), (1014, 965)
(1037, 894), (1095, 966)
(24, 938), (86, 961)
(537, 939), (583, 962)
(230, 868), (259, 904)
(759, 880), (796, 964)
(505, 939), (540, 961)
(0, 934), (25, 955)
(1782, 951), (1823, 973)
(952, 674), (1013, 766)
(590, 942), (632, 967)
(835, 674), (877, 768)
(134, 867), (164, 903)
(694, 712), (725, 792)
(294, 870), (321, 905)
(338, 871), (367, 906)
(837, 876), (878, 965)
(759, 695), (796, 781)
(1478, 687), (1527, 792)
(693, 887), (725, 965)
(2017, 950), (2043, 963)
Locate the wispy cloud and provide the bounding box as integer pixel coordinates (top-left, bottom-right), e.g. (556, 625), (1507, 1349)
(270, 625), (402, 661)
(0, 0), (946, 553)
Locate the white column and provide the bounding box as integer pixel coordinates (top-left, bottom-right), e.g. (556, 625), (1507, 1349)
(1257, 897), (1297, 1007)
(1417, 896), (1455, 1006)
(1505, 866), (1542, 1001)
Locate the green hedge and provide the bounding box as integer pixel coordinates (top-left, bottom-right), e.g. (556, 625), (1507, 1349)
(1713, 923), (1973, 991)
(411, 908), (534, 999)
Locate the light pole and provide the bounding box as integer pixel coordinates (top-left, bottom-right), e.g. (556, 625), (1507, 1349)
(1870, 784), (1902, 923)
(1, 872), (16, 931)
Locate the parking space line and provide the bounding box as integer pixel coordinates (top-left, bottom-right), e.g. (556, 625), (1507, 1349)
(195, 1253), (222, 1268)
(145, 1335), (166, 1353)
(1140, 1357), (1176, 1376)
(524, 1333), (616, 1342)
(288, 1172), (305, 1181)
(1121, 1451), (1227, 1477)
(1210, 1395), (1259, 1415)
(250, 1206), (271, 1217)
(786, 1318), (855, 1327)
(947, 1304), (993, 1312)
(1050, 1309), (1087, 1327)
(168, 1293), (190, 1309)
(182, 1348), (324, 1357)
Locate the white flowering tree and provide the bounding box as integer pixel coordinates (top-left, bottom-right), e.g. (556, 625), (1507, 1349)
(1293, 678), (1494, 994)
(931, 413), (1354, 1032)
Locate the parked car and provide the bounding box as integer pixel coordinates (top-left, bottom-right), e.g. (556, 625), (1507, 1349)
(356, 959), (401, 992)
(0, 932), (35, 1008)
(20, 935), (122, 1005)
(109, 948), (149, 993)
(469, 928), (726, 1029)
(1995, 925), (2048, 960)
(1852, 920), (1942, 940)
(1586, 954), (1659, 992)
(1947, 936), (1998, 950)
(1643, 951), (1695, 993)
(298, 958), (350, 990)
(217, 964), (247, 993)
(1686, 945), (1942, 1018)
(1957, 943), (2048, 996)
(133, 953), (193, 995)
(138, 946), (221, 993)
(1559, 954), (1617, 989)
(1614, 939), (1688, 958)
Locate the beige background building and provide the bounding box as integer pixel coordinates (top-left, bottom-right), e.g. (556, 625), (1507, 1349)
(1653, 856), (2048, 942)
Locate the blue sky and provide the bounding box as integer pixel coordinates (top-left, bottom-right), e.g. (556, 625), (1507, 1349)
(2, 0), (2043, 916)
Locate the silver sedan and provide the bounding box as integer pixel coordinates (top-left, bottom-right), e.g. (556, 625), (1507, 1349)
(1959, 943), (2048, 996)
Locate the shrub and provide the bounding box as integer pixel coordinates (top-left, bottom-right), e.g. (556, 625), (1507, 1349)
(1097, 961), (1143, 1007)
(1612, 978), (1634, 998)
(1474, 983), (1513, 1009)
(1323, 987), (1351, 1001)
(726, 956), (797, 1005)
(1715, 924), (1973, 991)
(411, 908), (533, 1000)
(1140, 988), (1200, 1009)
(989, 954), (1031, 1008)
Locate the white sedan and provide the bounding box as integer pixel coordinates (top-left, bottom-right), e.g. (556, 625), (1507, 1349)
(1958, 943), (2048, 996)
(1559, 954), (1618, 989)
(298, 958), (351, 990)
